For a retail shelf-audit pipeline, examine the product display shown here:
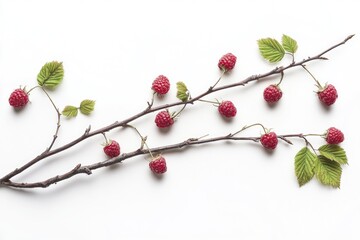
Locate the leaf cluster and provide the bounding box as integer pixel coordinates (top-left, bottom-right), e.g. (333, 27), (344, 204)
(295, 145), (347, 188)
(258, 34), (298, 62)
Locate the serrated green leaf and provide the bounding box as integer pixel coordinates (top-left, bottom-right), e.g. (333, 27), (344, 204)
(176, 82), (189, 102)
(62, 106), (78, 118)
(315, 155), (342, 188)
(37, 61), (64, 88)
(319, 144), (348, 165)
(294, 147), (316, 186)
(257, 38), (285, 63)
(79, 100), (95, 115)
(282, 34), (298, 53)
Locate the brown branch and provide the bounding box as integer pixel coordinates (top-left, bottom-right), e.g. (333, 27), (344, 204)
(0, 35), (353, 183)
(1, 132), (309, 189)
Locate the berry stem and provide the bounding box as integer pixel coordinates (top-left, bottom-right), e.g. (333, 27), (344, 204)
(198, 99), (219, 105)
(301, 65), (322, 89)
(0, 35), (353, 185)
(303, 133), (324, 137)
(125, 124), (154, 159)
(232, 123), (267, 136)
(27, 85), (41, 94)
(102, 132), (109, 144)
(172, 104), (187, 119)
(147, 92), (156, 109)
(276, 71), (284, 86)
(211, 69), (225, 89)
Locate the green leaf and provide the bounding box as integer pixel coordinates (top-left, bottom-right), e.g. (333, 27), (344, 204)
(315, 155), (342, 188)
(319, 144), (348, 165)
(176, 82), (189, 102)
(282, 34), (298, 53)
(37, 61), (64, 88)
(79, 100), (95, 115)
(294, 147), (316, 186)
(257, 38), (285, 63)
(62, 106), (78, 118)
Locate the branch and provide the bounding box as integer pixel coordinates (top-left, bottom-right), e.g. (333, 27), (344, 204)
(1, 132), (309, 189)
(0, 35), (353, 183)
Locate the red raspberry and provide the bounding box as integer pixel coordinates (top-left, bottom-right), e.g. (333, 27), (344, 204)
(149, 156), (167, 174)
(218, 100), (237, 118)
(152, 75), (170, 95)
(9, 88), (29, 108)
(263, 85), (282, 103)
(260, 132), (278, 150)
(325, 127), (344, 144)
(317, 84), (338, 106)
(218, 53), (237, 72)
(155, 110), (174, 128)
(103, 140), (121, 158)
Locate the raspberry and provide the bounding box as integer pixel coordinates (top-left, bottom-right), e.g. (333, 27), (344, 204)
(155, 110), (174, 128)
(9, 88), (29, 108)
(260, 132), (278, 150)
(263, 85), (282, 104)
(218, 53), (237, 72)
(152, 75), (170, 95)
(103, 140), (121, 158)
(317, 84), (338, 106)
(218, 100), (237, 118)
(325, 127), (344, 144)
(149, 156), (167, 174)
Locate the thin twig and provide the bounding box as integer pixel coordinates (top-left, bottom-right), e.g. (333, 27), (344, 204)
(40, 87), (62, 152)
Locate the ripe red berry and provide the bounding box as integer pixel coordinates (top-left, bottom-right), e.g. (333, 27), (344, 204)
(317, 84), (338, 106)
(9, 88), (29, 108)
(149, 156), (167, 174)
(155, 110), (174, 128)
(218, 101), (237, 118)
(325, 127), (344, 144)
(103, 140), (121, 158)
(260, 132), (278, 150)
(263, 85), (282, 104)
(218, 53), (237, 72)
(152, 75), (170, 95)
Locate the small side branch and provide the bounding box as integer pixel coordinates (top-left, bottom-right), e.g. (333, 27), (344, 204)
(1, 132), (312, 189)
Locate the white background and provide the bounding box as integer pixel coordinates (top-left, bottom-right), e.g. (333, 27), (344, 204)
(0, 0), (359, 239)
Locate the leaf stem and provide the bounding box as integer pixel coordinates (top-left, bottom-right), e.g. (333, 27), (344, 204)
(285, 52), (295, 63)
(40, 87), (62, 152)
(300, 135), (317, 154)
